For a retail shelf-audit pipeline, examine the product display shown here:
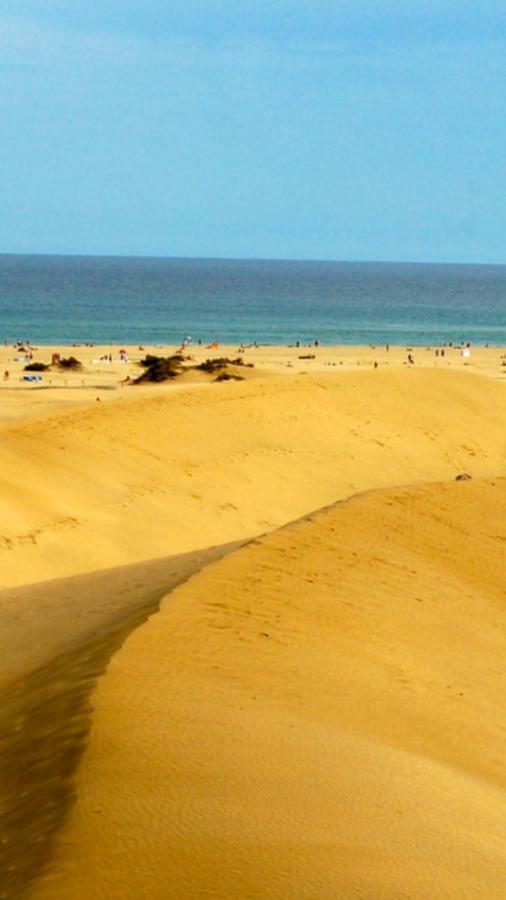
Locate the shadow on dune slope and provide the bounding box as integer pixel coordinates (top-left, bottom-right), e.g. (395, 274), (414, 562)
(0, 542), (243, 900)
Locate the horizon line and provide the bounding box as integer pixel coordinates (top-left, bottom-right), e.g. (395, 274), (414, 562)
(0, 251), (505, 268)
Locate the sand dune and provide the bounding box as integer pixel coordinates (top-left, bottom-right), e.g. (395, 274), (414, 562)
(0, 368), (504, 589)
(0, 542), (246, 684)
(0, 544), (246, 900)
(0, 364), (504, 898)
(30, 477), (506, 899)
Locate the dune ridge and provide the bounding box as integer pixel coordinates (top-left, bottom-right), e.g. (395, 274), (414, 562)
(0, 368), (505, 589)
(30, 477), (506, 899)
(0, 541), (250, 900)
(0, 366), (504, 897)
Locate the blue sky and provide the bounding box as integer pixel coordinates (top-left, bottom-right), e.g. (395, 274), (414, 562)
(1, 1), (505, 262)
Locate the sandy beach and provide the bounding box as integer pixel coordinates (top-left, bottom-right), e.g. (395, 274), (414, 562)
(0, 344), (505, 898)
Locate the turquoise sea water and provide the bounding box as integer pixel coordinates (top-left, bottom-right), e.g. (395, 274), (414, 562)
(0, 255), (505, 346)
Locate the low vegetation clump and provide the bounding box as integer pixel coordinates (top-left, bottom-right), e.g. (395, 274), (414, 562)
(214, 372), (245, 382)
(134, 355), (183, 383)
(195, 357), (253, 373)
(23, 362), (49, 372)
(139, 354), (185, 368)
(134, 355), (253, 385)
(57, 356), (82, 370)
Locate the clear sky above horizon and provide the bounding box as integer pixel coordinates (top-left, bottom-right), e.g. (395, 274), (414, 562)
(1, 1), (505, 263)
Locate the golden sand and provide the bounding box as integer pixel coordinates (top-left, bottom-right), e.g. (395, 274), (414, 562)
(31, 479), (506, 899)
(0, 363), (505, 590)
(1, 341), (505, 425)
(0, 346), (504, 898)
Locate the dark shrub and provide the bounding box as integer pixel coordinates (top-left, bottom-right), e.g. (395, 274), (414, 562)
(24, 362), (49, 372)
(139, 353), (185, 368)
(139, 354), (162, 368)
(196, 357), (252, 372)
(214, 372), (245, 382)
(57, 356), (82, 370)
(134, 356), (183, 383)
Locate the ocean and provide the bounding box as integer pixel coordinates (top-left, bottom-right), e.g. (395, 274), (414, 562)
(0, 255), (505, 346)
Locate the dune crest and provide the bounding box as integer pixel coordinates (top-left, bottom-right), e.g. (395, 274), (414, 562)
(0, 366), (504, 897)
(30, 477), (506, 898)
(0, 368), (505, 588)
